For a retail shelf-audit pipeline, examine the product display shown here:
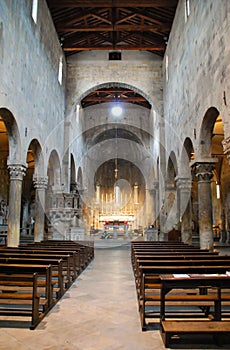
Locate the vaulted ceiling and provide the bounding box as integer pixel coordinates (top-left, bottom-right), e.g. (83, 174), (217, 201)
(46, 0), (178, 57)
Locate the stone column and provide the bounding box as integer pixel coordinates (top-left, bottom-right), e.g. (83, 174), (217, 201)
(176, 177), (192, 244)
(7, 163), (27, 247)
(153, 181), (159, 228)
(222, 136), (230, 164)
(192, 161), (217, 249)
(33, 176), (48, 242)
(145, 187), (153, 227)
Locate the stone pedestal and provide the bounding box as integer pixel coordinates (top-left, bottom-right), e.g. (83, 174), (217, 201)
(144, 228), (158, 241)
(7, 163), (27, 247)
(68, 227), (85, 240)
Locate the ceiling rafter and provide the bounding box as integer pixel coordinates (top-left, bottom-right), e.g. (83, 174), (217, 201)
(47, 1), (178, 8)
(46, 0), (178, 56)
(46, 1), (178, 108)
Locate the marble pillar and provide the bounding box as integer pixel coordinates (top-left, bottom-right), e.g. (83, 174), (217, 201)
(33, 176), (48, 242)
(176, 177), (192, 244)
(7, 163), (27, 247)
(192, 162), (216, 249)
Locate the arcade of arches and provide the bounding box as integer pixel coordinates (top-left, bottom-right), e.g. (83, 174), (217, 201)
(0, 1), (230, 250)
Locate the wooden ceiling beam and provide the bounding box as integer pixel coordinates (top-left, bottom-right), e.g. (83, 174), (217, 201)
(47, 1), (178, 8)
(64, 45), (164, 51)
(83, 97), (147, 102)
(57, 24), (169, 32)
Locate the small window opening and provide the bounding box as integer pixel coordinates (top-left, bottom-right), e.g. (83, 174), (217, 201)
(165, 54), (169, 82)
(185, 0), (190, 20)
(32, 0), (38, 23)
(58, 57), (63, 85)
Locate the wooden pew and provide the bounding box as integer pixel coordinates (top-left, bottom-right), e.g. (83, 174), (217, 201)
(139, 264), (230, 330)
(0, 252), (72, 293)
(0, 263), (52, 311)
(159, 274), (230, 347)
(0, 257), (64, 299)
(0, 248), (79, 284)
(25, 241), (94, 269)
(0, 272), (44, 329)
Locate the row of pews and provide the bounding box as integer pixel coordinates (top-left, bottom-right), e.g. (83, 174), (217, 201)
(131, 240), (230, 347)
(0, 240), (94, 329)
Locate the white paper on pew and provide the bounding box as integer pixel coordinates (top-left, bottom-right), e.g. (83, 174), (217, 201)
(226, 271), (230, 276)
(173, 274), (190, 278)
(203, 274), (227, 277)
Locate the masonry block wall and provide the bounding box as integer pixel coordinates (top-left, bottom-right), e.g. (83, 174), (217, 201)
(163, 0), (230, 171)
(0, 0), (66, 167)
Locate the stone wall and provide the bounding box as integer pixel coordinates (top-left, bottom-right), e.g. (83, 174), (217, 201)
(66, 50), (163, 115)
(163, 0), (230, 173)
(0, 0), (66, 169)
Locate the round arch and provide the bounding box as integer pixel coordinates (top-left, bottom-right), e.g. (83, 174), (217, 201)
(75, 82), (153, 109)
(167, 151), (178, 183)
(199, 107), (220, 157)
(0, 108), (22, 162)
(47, 150), (62, 190)
(180, 137), (194, 177)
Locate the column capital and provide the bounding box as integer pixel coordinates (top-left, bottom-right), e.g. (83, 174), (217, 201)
(191, 161), (217, 182)
(33, 176), (48, 189)
(222, 136), (230, 163)
(7, 163), (27, 181)
(175, 177), (192, 191)
(165, 180), (175, 190)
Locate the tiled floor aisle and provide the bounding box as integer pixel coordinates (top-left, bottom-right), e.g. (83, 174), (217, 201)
(0, 246), (229, 350)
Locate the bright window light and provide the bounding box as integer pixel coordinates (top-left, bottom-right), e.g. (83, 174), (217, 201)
(32, 0), (38, 23)
(58, 57), (63, 85)
(216, 182), (220, 199)
(111, 105), (123, 117)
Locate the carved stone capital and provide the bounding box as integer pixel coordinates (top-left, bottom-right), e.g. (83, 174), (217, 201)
(222, 136), (230, 162)
(192, 162), (215, 182)
(33, 176), (48, 190)
(7, 163), (27, 181)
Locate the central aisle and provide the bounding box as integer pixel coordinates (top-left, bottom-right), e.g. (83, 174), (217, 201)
(43, 246), (161, 350)
(0, 246), (161, 350)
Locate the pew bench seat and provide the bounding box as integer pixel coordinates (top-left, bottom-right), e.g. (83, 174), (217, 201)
(0, 273), (46, 329)
(160, 320), (230, 347)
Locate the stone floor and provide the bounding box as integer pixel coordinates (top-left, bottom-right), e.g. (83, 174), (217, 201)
(0, 245), (229, 350)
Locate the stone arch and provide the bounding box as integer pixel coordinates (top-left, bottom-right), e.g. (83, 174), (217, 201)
(0, 108), (22, 162)
(167, 151), (178, 183)
(21, 139), (44, 239)
(47, 150), (62, 191)
(76, 82), (153, 109)
(164, 152), (178, 233)
(89, 125), (144, 149)
(28, 138), (45, 176)
(199, 107), (220, 157)
(70, 153), (77, 192)
(181, 137), (194, 177)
